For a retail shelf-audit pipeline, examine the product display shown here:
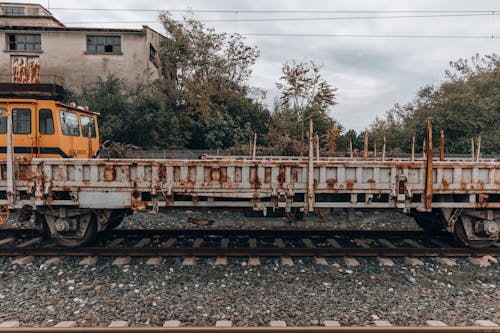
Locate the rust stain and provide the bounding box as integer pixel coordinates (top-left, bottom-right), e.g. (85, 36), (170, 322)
(441, 178), (449, 190)
(265, 167), (272, 183)
(326, 178), (337, 190)
(460, 180), (468, 190)
(346, 180), (354, 191)
(250, 167), (261, 189)
(104, 165), (116, 181)
(277, 167), (286, 187)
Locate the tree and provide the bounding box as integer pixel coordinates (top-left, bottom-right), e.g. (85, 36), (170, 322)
(369, 54), (499, 155)
(269, 61), (338, 154)
(158, 13), (267, 149)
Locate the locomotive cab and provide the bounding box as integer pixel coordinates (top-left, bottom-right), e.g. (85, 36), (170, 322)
(0, 98), (100, 159)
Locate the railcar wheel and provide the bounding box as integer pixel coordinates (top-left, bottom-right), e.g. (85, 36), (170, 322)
(43, 212), (98, 248)
(453, 218), (496, 249)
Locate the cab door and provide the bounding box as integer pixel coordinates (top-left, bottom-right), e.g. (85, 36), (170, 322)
(0, 102), (37, 159)
(37, 108), (58, 157)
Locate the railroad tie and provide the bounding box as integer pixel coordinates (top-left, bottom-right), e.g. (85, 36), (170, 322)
(43, 257), (62, 266)
(215, 237), (229, 266)
(303, 238), (327, 265)
(469, 257), (491, 267)
(112, 257), (131, 266)
(54, 321), (77, 328)
(372, 320), (393, 327)
(162, 237), (177, 248)
(474, 320), (499, 327)
(145, 257), (162, 266)
(405, 257), (425, 266)
(435, 257), (457, 266)
(134, 238), (150, 248)
(0, 237), (16, 246)
(275, 238), (294, 266)
(106, 238), (124, 247)
(377, 238), (397, 249)
(17, 236), (43, 248)
(426, 320), (448, 327)
(344, 257), (360, 267)
(247, 238), (260, 265)
(163, 320), (181, 328)
(327, 238), (342, 248)
(215, 320), (232, 327)
(12, 255), (34, 265)
(108, 320), (129, 328)
(270, 320), (287, 327)
(353, 238), (372, 248)
(377, 257), (394, 267)
(323, 320), (341, 327)
(183, 238), (203, 266)
(79, 256), (97, 266)
(403, 239), (425, 248)
(0, 321), (20, 328)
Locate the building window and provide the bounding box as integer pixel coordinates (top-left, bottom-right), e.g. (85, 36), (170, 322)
(13, 108), (31, 134)
(60, 110), (80, 136)
(39, 109), (54, 135)
(6, 34), (41, 51)
(149, 44), (156, 62)
(86, 35), (121, 53)
(3, 6), (25, 16)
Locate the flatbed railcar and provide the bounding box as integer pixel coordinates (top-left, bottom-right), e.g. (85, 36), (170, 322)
(0, 91), (498, 248)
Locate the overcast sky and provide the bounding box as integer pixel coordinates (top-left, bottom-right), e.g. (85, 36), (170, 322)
(17, 0), (500, 131)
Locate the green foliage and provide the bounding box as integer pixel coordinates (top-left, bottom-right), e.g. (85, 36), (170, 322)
(267, 61), (339, 155)
(369, 54), (499, 154)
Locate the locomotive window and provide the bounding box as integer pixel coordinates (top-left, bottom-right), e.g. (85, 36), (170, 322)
(80, 116), (96, 138)
(0, 108), (6, 134)
(60, 110), (80, 136)
(39, 109), (54, 135)
(12, 108), (31, 134)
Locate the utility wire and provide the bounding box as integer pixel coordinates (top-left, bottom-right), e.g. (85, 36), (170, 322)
(63, 12), (499, 24)
(50, 8), (498, 14)
(239, 33), (498, 39)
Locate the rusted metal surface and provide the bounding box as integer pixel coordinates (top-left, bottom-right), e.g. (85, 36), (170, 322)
(425, 118), (434, 211)
(0, 156), (498, 211)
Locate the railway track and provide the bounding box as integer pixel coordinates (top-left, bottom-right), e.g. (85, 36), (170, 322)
(0, 229), (498, 259)
(0, 321), (498, 331)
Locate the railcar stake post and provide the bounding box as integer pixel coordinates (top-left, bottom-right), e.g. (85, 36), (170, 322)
(4, 110), (15, 208)
(252, 132), (257, 160)
(349, 139), (353, 158)
(424, 118), (433, 212)
(471, 138), (475, 160)
(411, 135), (415, 162)
(476, 136), (481, 161)
(440, 130), (445, 161)
(307, 117), (315, 212)
(363, 132), (368, 160)
(382, 136), (386, 161)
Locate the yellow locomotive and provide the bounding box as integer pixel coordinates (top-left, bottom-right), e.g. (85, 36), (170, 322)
(0, 97), (100, 159)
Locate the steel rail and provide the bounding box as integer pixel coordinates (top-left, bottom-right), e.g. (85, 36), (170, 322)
(1, 246), (498, 257)
(0, 326), (497, 332)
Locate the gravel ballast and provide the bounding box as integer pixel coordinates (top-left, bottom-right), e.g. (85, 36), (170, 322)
(0, 255), (497, 327)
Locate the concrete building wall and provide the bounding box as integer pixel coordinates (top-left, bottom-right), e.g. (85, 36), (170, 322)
(0, 2), (167, 94)
(0, 27), (165, 93)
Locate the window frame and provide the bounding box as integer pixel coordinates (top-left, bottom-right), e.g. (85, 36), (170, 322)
(12, 108), (31, 134)
(6, 33), (41, 51)
(39, 109), (55, 135)
(3, 6), (25, 16)
(0, 108), (6, 134)
(80, 115), (97, 138)
(59, 110), (81, 137)
(86, 35), (122, 54)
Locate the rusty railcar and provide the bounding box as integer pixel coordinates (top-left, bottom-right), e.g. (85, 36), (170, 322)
(0, 120), (498, 248)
